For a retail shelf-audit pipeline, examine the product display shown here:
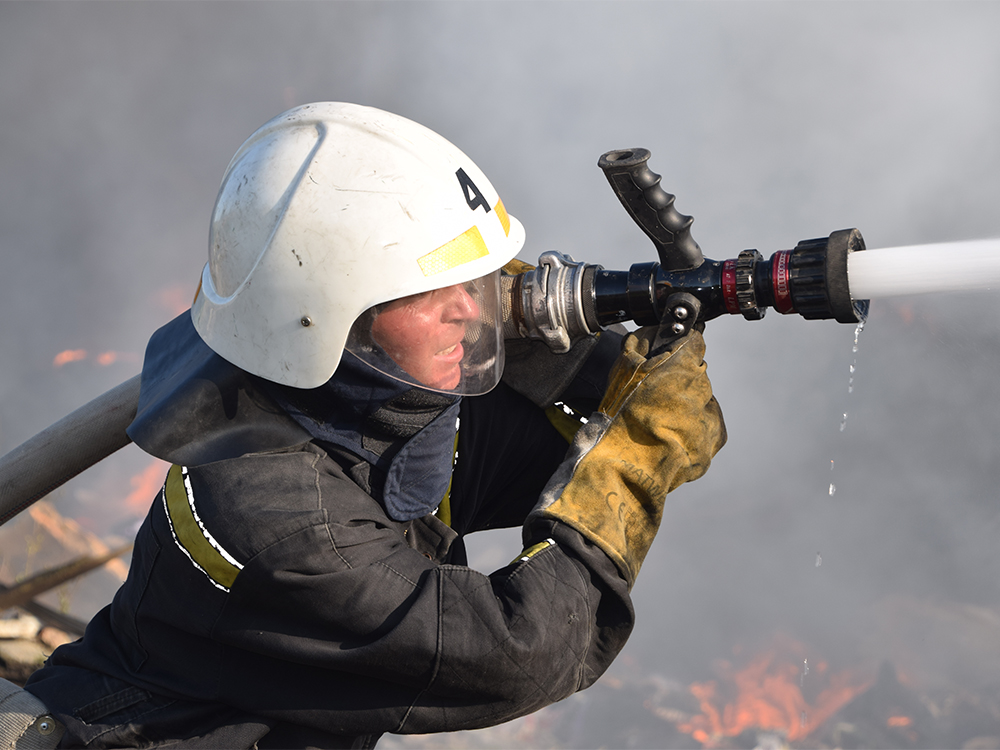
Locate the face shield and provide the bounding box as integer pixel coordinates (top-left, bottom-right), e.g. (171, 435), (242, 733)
(344, 270), (504, 396)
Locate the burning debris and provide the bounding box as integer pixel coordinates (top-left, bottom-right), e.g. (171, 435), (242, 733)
(382, 633), (1000, 749)
(674, 634), (873, 746)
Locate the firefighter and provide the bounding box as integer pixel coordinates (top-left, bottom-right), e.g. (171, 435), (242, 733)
(23, 103), (726, 748)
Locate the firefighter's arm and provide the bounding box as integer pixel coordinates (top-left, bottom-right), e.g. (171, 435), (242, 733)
(401, 328), (726, 731)
(526, 327), (727, 586)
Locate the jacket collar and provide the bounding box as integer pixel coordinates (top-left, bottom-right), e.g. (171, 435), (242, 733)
(129, 312), (460, 521)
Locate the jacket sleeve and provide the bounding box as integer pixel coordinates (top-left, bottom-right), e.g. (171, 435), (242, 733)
(399, 521), (631, 732)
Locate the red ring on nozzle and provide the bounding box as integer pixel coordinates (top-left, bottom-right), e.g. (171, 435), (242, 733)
(771, 250), (795, 314)
(722, 259), (740, 315)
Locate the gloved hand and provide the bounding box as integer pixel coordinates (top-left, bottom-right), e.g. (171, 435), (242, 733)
(528, 327), (726, 586)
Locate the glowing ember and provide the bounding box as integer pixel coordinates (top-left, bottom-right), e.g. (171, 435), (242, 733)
(887, 715), (913, 728)
(676, 636), (872, 746)
(53, 349), (88, 367)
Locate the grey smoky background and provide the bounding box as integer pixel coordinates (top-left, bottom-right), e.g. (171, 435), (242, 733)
(2, 1), (1000, 744)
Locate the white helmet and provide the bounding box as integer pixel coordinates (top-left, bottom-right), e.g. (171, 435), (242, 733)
(192, 102), (525, 391)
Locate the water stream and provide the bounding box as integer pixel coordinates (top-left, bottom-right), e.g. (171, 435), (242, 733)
(822, 237), (996, 569)
(802, 236), (998, 705)
(824, 237), (997, 573)
(848, 238), (1000, 299)
(758, 240), (996, 740)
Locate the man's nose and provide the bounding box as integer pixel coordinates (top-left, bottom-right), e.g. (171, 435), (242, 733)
(440, 283), (479, 323)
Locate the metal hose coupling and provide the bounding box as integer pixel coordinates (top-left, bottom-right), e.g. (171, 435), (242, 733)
(501, 251), (597, 353)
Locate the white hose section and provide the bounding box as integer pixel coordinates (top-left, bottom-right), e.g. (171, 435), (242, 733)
(848, 240), (1000, 299)
(0, 374), (140, 526)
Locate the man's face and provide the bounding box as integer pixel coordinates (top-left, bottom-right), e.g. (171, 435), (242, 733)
(370, 283), (480, 390)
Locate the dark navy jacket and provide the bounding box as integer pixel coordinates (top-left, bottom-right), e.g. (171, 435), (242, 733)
(26, 314), (632, 749)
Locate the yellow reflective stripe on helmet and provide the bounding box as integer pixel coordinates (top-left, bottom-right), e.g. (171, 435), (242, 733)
(417, 226), (489, 276)
(163, 464), (243, 592)
(494, 198), (511, 236)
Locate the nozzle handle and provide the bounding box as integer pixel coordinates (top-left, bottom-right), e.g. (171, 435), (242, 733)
(598, 148), (703, 271)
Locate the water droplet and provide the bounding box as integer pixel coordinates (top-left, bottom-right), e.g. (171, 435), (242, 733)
(801, 710), (809, 729)
(839, 413), (848, 432)
(848, 385), (854, 394)
(830, 460), (835, 471)
(828, 483), (836, 496)
(800, 658), (810, 686)
(815, 553), (822, 567)
(849, 364), (856, 374)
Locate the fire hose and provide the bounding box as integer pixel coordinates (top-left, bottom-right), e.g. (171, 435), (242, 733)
(0, 149), (870, 528)
(0, 375), (139, 526)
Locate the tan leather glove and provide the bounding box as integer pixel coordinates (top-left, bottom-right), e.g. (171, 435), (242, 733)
(528, 328), (726, 587)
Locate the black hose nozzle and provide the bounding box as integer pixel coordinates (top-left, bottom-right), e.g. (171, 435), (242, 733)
(593, 147), (867, 327)
(589, 228), (870, 330)
(501, 230), (870, 352)
(501, 145), (869, 351)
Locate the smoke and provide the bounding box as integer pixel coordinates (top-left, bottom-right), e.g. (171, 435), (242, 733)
(2, 0), (1000, 738)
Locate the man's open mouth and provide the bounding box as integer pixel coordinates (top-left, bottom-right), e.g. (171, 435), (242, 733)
(435, 342), (464, 362)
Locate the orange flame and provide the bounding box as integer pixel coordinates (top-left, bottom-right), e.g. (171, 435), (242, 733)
(53, 349), (88, 367)
(887, 715), (913, 728)
(52, 349), (139, 368)
(123, 459), (169, 514)
(676, 637), (872, 746)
